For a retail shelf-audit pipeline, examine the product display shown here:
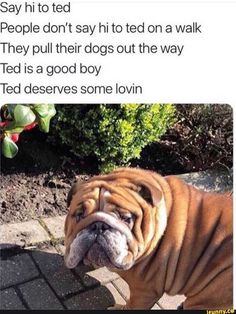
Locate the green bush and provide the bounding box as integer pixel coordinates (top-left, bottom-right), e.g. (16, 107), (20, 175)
(51, 104), (176, 172)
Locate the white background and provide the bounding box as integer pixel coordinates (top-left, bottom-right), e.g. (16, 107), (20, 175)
(0, 0), (236, 103)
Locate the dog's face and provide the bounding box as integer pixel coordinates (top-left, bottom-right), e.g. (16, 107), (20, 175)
(64, 168), (168, 271)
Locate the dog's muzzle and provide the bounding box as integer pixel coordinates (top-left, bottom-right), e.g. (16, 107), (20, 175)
(64, 212), (134, 270)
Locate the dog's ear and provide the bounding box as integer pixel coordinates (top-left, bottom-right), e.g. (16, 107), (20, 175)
(137, 183), (163, 207)
(138, 185), (153, 205)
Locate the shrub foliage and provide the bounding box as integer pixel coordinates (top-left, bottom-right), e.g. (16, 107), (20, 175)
(51, 104), (176, 172)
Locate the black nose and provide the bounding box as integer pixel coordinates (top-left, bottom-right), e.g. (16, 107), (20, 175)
(91, 221), (110, 233)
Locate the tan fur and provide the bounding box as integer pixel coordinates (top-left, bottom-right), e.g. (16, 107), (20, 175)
(64, 168), (233, 310)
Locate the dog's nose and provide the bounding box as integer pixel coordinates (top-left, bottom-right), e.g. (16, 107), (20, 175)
(91, 221), (110, 233)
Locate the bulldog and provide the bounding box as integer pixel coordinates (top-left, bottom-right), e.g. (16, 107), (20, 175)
(64, 168), (233, 310)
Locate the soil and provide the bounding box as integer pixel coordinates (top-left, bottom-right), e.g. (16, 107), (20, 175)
(0, 130), (92, 225)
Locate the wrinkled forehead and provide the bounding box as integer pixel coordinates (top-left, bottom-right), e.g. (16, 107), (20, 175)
(69, 179), (142, 213)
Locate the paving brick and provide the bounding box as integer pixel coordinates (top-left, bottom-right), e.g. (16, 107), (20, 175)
(64, 282), (159, 310)
(107, 281), (162, 310)
(158, 293), (186, 309)
(19, 278), (64, 310)
(74, 264), (100, 288)
(0, 253), (39, 289)
(52, 245), (119, 290)
(57, 244), (115, 288)
(86, 267), (119, 284)
(31, 248), (83, 297)
(56, 244), (66, 255)
(42, 215), (66, 239)
(112, 279), (183, 310)
(64, 285), (115, 310)
(105, 283), (126, 306)
(112, 278), (130, 300)
(56, 245), (100, 288)
(0, 220), (50, 250)
(0, 288), (26, 310)
(152, 303), (161, 310)
(30, 246), (60, 273)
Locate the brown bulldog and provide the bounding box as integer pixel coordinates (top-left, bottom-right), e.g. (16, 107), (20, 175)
(64, 168), (233, 310)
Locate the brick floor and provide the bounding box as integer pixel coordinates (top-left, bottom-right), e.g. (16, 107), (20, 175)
(112, 277), (130, 300)
(105, 283), (126, 306)
(56, 244), (66, 255)
(0, 288), (26, 310)
(158, 293), (186, 309)
(19, 278), (64, 310)
(57, 246), (119, 285)
(0, 253), (39, 289)
(31, 248), (83, 297)
(0, 235), (188, 310)
(42, 216), (66, 240)
(86, 266), (120, 284)
(64, 285), (115, 310)
(152, 303), (161, 310)
(0, 220), (50, 250)
(74, 264), (100, 288)
(0, 244), (187, 310)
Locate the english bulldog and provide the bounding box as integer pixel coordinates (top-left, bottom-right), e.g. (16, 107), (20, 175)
(64, 168), (233, 309)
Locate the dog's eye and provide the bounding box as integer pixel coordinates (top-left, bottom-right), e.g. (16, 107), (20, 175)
(75, 212), (83, 222)
(74, 206), (85, 222)
(120, 213), (135, 228)
(122, 216), (132, 224)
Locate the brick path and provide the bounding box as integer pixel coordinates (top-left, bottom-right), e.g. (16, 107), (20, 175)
(1, 169), (231, 310)
(0, 216), (185, 310)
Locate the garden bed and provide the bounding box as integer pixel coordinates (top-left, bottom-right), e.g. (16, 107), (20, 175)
(0, 131), (91, 225)
(1, 131), (181, 225)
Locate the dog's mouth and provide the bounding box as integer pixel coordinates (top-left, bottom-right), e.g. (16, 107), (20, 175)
(84, 241), (110, 266)
(64, 213), (133, 270)
(65, 228), (130, 270)
(83, 238), (121, 269)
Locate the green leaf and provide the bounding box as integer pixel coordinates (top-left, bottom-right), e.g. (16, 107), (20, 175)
(37, 116), (51, 133)
(2, 136), (18, 158)
(36, 104), (56, 133)
(32, 104), (56, 119)
(6, 104), (17, 118)
(47, 104), (56, 117)
(4, 121), (24, 133)
(14, 105), (36, 126)
(32, 104), (49, 118)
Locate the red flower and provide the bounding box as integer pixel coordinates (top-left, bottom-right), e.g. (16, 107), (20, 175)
(10, 133), (19, 143)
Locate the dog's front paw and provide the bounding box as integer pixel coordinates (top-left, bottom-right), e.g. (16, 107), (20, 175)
(108, 303), (126, 310)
